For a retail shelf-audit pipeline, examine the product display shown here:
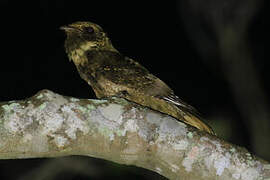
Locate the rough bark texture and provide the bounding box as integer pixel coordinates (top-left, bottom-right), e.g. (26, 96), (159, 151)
(0, 89), (269, 180)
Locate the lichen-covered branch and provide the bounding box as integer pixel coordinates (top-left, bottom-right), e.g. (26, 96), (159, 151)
(0, 90), (269, 179)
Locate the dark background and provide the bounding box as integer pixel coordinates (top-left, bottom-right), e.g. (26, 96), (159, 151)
(0, 0), (269, 179)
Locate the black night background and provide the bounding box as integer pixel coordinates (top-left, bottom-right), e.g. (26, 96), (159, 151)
(0, 0), (269, 179)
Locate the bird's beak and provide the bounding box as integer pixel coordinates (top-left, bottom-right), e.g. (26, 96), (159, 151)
(60, 25), (76, 32)
(60, 25), (83, 33)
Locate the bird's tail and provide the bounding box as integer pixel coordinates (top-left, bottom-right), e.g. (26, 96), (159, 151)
(181, 111), (215, 135)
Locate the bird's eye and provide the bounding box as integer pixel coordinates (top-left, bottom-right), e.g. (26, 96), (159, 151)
(85, 27), (94, 34)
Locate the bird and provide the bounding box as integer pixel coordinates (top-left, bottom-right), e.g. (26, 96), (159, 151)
(60, 21), (214, 135)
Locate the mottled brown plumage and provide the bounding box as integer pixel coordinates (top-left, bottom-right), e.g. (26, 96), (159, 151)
(61, 21), (214, 134)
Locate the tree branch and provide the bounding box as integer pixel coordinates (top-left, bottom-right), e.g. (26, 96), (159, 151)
(0, 90), (269, 179)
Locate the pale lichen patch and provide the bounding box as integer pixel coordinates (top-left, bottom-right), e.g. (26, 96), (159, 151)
(4, 114), (22, 133)
(187, 132), (193, 139)
(241, 167), (260, 180)
(89, 103), (141, 141)
(53, 136), (69, 148)
(89, 99), (108, 105)
(160, 117), (186, 135)
(204, 152), (215, 170)
(1, 102), (21, 113)
(231, 163), (262, 180)
(182, 146), (199, 172)
(61, 104), (90, 139)
(70, 97), (80, 102)
(201, 137), (231, 176)
(39, 102), (47, 110)
(200, 136), (264, 179)
(29, 95), (91, 146)
(1, 104), (11, 112)
(9, 103), (21, 109)
(41, 113), (64, 135)
(230, 147), (236, 153)
(173, 140), (188, 150)
(86, 104), (96, 111)
(76, 103), (95, 115)
(3, 103), (33, 134)
(157, 116), (187, 144)
(36, 94), (43, 99)
(146, 112), (163, 125)
(99, 103), (123, 124)
(78, 106), (88, 113)
(88, 103), (125, 141)
(89, 109), (116, 140)
(124, 119), (139, 133)
(214, 152), (231, 176)
(41, 90), (68, 105)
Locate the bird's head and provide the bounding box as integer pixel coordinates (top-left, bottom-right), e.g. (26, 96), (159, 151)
(61, 21), (116, 63)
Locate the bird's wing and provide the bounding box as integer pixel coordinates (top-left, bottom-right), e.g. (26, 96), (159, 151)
(146, 75), (200, 115)
(93, 52), (200, 115)
(94, 52), (153, 90)
(84, 51), (214, 134)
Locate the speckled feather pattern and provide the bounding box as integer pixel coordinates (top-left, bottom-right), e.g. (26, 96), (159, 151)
(61, 21), (214, 134)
